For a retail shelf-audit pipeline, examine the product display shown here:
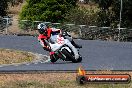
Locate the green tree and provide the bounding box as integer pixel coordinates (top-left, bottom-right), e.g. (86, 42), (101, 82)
(112, 0), (132, 28)
(94, 0), (113, 27)
(64, 7), (99, 25)
(20, 0), (77, 22)
(0, 0), (8, 16)
(0, 0), (24, 17)
(94, 0), (132, 28)
(95, 0), (112, 10)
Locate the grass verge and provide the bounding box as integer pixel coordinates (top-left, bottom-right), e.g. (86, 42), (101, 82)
(0, 48), (35, 65)
(0, 72), (131, 88)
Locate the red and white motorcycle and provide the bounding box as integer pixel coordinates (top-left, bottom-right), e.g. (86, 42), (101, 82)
(47, 34), (82, 63)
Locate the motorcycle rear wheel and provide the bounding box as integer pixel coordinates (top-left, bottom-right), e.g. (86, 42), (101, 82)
(76, 55), (82, 63)
(62, 49), (82, 63)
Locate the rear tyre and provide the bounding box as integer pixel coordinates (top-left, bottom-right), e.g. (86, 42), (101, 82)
(72, 56), (82, 63)
(76, 55), (82, 63)
(62, 49), (81, 63)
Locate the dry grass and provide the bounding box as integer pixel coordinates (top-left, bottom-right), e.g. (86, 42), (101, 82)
(0, 48), (35, 64)
(0, 71), (131, 88)
(0, 73), (76, 88)
(0, 73), (75, 84)
(78, 3), (98, 9)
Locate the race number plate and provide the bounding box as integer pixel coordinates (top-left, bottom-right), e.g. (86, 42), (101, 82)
(57, 36), (64, 44)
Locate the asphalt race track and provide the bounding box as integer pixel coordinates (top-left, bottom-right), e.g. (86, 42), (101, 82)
(0, 35), (132, 71)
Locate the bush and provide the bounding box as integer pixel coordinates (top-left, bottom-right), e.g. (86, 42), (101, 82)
(0, 0), (8, 17)
(19, 0), (77, 23)
(64, 6), (100, 26)
(19, 20), (32, 30)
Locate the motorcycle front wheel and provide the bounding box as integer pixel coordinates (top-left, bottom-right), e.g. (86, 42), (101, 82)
(50, 54), (58, 63)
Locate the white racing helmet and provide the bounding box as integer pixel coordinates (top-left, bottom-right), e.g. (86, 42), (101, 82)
(37, 23), (47, 34)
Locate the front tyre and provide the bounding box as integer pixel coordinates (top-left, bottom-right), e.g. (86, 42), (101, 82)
(50, 54), (58, 63)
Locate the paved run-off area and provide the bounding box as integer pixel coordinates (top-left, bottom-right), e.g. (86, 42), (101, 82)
(0, 35), (132, 71)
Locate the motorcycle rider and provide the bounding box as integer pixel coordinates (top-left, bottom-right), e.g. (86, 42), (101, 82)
(37, 23), (81, 61)
(37, 23), (81, 50)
